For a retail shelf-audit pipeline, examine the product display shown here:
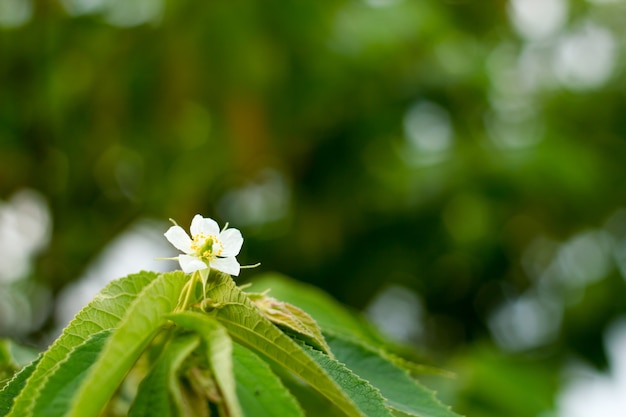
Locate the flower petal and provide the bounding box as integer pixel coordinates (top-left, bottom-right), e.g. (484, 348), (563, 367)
(164, 226), (193, 253)
(179, 255), (208, 273)
(219, 228), (243, 257)
(210, 256), (240, 276)
(190, 215), (220, 237)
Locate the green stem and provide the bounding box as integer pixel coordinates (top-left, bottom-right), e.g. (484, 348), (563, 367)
(176, 274), (197, 311)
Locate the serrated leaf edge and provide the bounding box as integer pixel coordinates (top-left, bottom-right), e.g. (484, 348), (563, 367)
(0, 355), (41, 416)
(7, 271), (158, 417)
(325, 333), (463, 417)
(67, 271), (188, 417)
(299, 341), (395, 417)
(207, 274), (375, 417)
(31, 329), (112, 417)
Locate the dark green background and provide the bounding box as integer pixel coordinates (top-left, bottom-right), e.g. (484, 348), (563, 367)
(2, 1), (626, 415)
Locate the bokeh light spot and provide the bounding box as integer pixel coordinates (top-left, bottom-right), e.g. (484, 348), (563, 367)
(0, 0), (32, 28)
(402, 101), (454, 166)
(366, 285), (424, 344)
(508, 0), (568, 41)
(553, 22), (616, 90)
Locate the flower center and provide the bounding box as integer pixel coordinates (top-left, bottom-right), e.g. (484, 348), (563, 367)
(191, 233), (224, 260)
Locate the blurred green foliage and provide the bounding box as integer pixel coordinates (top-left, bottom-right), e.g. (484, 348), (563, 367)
(2, 0), (626, 415)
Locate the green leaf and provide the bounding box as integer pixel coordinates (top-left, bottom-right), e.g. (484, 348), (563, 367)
(67, 271), (188, 417)
(167, 311), (242, 417)
(248, 273), (383, 345)
(7, 271), (158, 417)
(276, 370), (347, 417)
(326, 335), (461, 417)
(164, 335), (203, 416)
(129, 358), (171, 417)
(0, 357), (40, 417)
(232, 342), (305, 417)
(126, 331), (206, 417)
(301, 342), (394, 417)
(129, 334), (200, 417)
(32, 330), (112, 417)
(0, 339), (38, 376)
(0, 342), (9, 368)
(0, 341), (17, 390)
(206, 273), (378, 417)
(247, 292), (331, 354)
(249, 274), (453, 379)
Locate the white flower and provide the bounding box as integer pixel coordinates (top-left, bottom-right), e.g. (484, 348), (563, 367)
(164, 215), (243, 276)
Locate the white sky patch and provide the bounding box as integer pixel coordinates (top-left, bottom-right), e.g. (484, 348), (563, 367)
(530, 230), (614, 307)
(62, 0), (163, 26)
(365, 285), (424, 344)
(488, 291), (562, 351)
(217, 169), (290, 227)
(0, 189), (52, 336)
(496, 225), (617, 352)
(54, 218), (176, 330)
(553, 22), (616, 90)
(402, 101), (454, 165)
(61, 0), (105, 15)
(0, 189), (51, 284)
(555, 230), (613, 289)
(557, 317), (626, 417)
(508, 0), (568, 41)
